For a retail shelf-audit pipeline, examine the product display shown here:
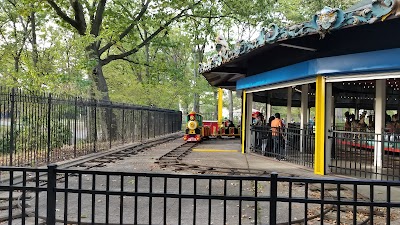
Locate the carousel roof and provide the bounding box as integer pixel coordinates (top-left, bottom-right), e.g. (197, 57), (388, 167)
(200, 0), (400, 90)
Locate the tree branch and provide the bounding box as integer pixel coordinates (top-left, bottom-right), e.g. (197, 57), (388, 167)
(89, 0), (97, 28)
(101, 0), (201, 65)
(46, 0), (80, 32)
(98, 0), (151, 54)
(70, 0), (87, 34)
(121, 58), (152, 67)
(0, 29), (10, 45)
(136, 24), (145, 41)
(188, 14), (234, 19)
(90, 0), (107, 36)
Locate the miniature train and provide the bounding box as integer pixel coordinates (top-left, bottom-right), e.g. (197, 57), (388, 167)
(183, 111), (240, 142)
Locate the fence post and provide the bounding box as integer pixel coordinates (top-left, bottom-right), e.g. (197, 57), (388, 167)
(270, 172), (278, 225)
(153, 111), (156, 138)
(47, 93), (52, 163)
(140, 110), (143, 141)
(47, 164), (57, 225)
(122, 105), (125, 143)
(93, 99), (97, 153)
(74, 97), (77, 158)
(163, 113), (166, 135)
(9, 88), (15, 166)
(109, 103), (112, 149)
(131, 109), (136, 143)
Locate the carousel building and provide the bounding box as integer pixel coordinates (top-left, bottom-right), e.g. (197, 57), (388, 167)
(199, 0), (400, 179)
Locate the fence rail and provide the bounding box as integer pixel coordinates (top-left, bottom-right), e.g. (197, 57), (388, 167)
(0, 87), (182, 167)
(329, 129), (400, 180)
(252, 124), (400, 181)
(251, 124), (315, 168)
(1, 166), (400, 224)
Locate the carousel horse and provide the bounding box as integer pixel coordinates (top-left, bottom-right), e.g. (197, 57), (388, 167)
(367, 115), (374, 131)
(344, 111), (351, 131)
(357, 112), (368, 132)
(355, 112), (368, 140)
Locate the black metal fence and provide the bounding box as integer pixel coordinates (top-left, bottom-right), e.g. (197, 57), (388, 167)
(329, 129), (400, 180)
(0, 87), (182, 167)
(1, 165), (400, 225)
(251, 124), (315, 168)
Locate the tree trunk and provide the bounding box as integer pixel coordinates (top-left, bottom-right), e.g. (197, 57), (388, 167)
(144, 31), (151, 83)
(30, 10), (38, 67)
(228, 90), (233, 121)
(14, 57), (19, 72)
(192, 49), (200, 113)
(90, 48), (118, 141)
(193, 93), (199, 113)
(214, 90), (218, 120)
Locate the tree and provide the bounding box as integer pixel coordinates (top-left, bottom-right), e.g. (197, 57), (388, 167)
(42, 0), (201, 101)
(0, 0), (31, 75)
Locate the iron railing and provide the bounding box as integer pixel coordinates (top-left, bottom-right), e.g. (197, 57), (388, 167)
(251, 124), (315, 168)
(1, 165), (400, 224)
(0, 87), (182, 167)
(329, 129), (400, 180)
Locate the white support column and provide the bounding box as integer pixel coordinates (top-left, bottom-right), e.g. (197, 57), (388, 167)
(300, 84), (309, 153)
(374, 79), (386, 173)
(331, 97), (335, 126)
(266, 92), (272, 119)
(246, 93), (254, 153)
(287, 87), (292, 124)
(325, 83), (333, 173)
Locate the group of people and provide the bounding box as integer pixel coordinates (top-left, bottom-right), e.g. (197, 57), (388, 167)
(252, 112), (287, 161)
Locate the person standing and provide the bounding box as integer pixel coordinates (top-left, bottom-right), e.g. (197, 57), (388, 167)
(271, 113), (285, 161)
(263, 116), (275, 155)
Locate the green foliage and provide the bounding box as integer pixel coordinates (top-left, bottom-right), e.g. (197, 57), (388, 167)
(0, 116), (72, 154)
(0, 0), (360, 112)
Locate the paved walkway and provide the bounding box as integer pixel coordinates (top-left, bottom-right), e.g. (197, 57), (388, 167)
(3, 137), (400, 225)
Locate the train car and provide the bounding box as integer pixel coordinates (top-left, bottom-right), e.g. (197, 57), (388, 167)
(203, 120), (240, 138)
(183, 111), (211, 142)
(203, 121), (219, 137)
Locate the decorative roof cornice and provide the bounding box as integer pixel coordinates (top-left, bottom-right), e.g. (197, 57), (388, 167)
(199, 0), (400, 74)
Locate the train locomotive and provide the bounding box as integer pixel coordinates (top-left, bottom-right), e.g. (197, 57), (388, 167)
(183, 111), (240, 142)
(183, 111), (211, 142)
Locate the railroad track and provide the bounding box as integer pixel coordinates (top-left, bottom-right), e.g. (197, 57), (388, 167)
(0, 133), (182, 224)
(154, 146), (376, 224)
(0, 136), (381, 225)
(3, 134), (181, 186)
(62, 134), (182, 170)
(156, 142), (198, 167)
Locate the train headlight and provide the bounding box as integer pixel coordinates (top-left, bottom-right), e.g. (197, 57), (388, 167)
(188, 121), (198, 130)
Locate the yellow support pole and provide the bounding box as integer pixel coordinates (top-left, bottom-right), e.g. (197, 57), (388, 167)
(314, 75), (325, 175)
(241, 91), (246, 154)
(218, 88), (223, 127)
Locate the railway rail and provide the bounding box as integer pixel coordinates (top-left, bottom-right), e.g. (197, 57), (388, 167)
(0, 135), (382, 225)
(0, 133), (182, 224)
(156, 142), (198, 167)
(153, 143), (375, 225)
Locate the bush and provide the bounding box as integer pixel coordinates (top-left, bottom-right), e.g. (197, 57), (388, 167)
(0, 118), (72, 154)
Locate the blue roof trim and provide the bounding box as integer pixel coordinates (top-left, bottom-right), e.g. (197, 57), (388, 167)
(237, 48), (400, 90)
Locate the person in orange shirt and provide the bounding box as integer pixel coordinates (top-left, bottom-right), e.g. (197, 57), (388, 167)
(271, 113), (286, 161)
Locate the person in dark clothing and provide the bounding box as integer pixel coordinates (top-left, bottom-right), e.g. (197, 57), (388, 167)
(263, 116), (275, 155)
(268, 116), (275, 126)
